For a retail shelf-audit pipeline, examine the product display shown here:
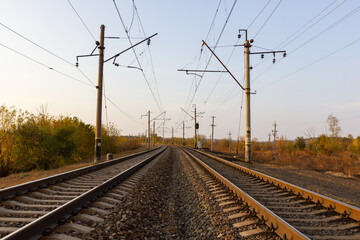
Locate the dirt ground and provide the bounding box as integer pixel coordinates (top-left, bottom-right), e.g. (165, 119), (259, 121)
(0, 145), (149, 189)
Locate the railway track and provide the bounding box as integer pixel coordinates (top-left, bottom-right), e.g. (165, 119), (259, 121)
(0, 146), (167, 240)
(183, 148), (360, 240)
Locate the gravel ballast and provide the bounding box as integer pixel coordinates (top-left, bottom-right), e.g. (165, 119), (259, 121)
(85, 146), (223, 239)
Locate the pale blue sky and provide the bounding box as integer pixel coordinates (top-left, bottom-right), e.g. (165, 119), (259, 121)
(0, 0), (359, 140)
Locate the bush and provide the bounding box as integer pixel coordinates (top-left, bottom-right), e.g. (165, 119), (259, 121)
(294, 136), (306, 150)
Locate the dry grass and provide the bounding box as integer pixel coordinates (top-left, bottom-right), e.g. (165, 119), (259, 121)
(252, 151), (360, 178)
(0, 145), (149, 189)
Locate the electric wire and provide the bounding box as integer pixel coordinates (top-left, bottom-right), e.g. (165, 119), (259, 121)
(257, 37), (360, 90)
(275, 0), (339, 49)
(67, 0), (97, 42)
(133, 0), (164, 111)
(186, 0), (238, 113)
(0, 42), (94, 87)
(0, 22), (97, 87)
(113, 0), (163, 113)
(247, 0), (272, 29)
(278, 0), (347, 49)
(252, 3), (360, 84)
(253, 0), (284, 39)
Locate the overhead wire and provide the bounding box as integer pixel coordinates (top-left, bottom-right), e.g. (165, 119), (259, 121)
(133, 0), (164, 111)
(0, 22), (97, 87)
(185, 0), (238, 113)
(247, 0), (272, 29)
(0, 42), (94, 87)
(252, 3), (359, 85)
(253, 0), (284, 39)
(113, 0), (163, 113)
(257, 37), (360, 90)
(67, 0), (97, 42)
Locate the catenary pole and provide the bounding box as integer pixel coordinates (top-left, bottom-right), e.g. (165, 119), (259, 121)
(94, 25), (105, 163)
(211, 116), (216, 151)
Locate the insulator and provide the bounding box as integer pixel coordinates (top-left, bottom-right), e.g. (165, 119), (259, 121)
(238, 34), (241, 39)
(283, 52), (287, 58)
(272, 58), (276, 64)
(147, 39), (151, 46)
(75, 62), (79, 67)
(261, 54), (264, 59)
(114, 63), (119, 67)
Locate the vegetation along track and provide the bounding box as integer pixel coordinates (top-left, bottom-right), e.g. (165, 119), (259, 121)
(0, 146), (167, 240)
(183, 148), (360, 240)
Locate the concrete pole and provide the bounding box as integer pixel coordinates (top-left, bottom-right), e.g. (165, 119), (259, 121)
(172, 127), (174, 144)
(162, 121), (165, 144)
(153, 121), (155, 147)
(94, 25), (105, 163)
(273, 121), (277, 160)
(194, 105), (197, 148)
(182, 121), (185, 146)
(211, 116), (215, 151)
(148, 110), (150, 149)
(244, 39), (251, 162)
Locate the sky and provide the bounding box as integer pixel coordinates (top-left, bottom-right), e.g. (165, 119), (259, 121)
(0, 0), (359, 141)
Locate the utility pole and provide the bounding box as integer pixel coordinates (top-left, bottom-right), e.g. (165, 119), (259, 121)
(272, 121), (277, 160)
(210, 116), (216, 151)
(172, 127), (174, 144)
(148, 111), (150, 149)
(162, 121), (165, 144)
(268, 133), (272, 142)
(94, 24), (105, 163)
(182, 121), (185, 146)
(243, 34), (251, 163)
(153, 121), (155, 147)
(228, 131), (232, 153)
(141, 111), (151, 149)
(194, 104), (197, 148)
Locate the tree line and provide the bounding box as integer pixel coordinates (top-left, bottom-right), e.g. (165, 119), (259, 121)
(0, 105), (140, 177)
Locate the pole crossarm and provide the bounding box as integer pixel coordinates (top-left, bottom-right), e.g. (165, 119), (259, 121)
(105, 33), (158, 63)
(202, 40), (245, 90)
(250, 50), (286, 55)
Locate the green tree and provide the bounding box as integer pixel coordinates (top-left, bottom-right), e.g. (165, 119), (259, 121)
(294, 136), (306, 150)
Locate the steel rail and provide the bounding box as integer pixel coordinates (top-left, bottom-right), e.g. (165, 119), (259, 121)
(194, 149), (360, 221)
(0, 147), (162, 201)
(183, 148), (309, 240)
(3, 146), (167, 240)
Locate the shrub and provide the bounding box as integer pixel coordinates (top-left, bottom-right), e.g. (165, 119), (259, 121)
(294, 136), (306, 150)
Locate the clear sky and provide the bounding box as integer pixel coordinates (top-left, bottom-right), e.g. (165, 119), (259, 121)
(0, 0), (359, 141)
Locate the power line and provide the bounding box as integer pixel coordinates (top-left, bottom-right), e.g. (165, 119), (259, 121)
(257, 37), (360, 90)
(67, 0), (97, 42)
(0, 22), (97, 87)
(252, 4), (360, 84)
(133, 0), (164, 111)
(247, 0), (272, 29)
(185, 0), (238, 113)
(113, 0), (163, 113)
(253, 0), (284, 39)
(0, 42), (94, 87)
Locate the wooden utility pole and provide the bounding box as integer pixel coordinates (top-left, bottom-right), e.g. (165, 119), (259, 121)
(210, 116), (216, 151)
(272, 121), (277, 160)
(94, 24), (105, 163)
